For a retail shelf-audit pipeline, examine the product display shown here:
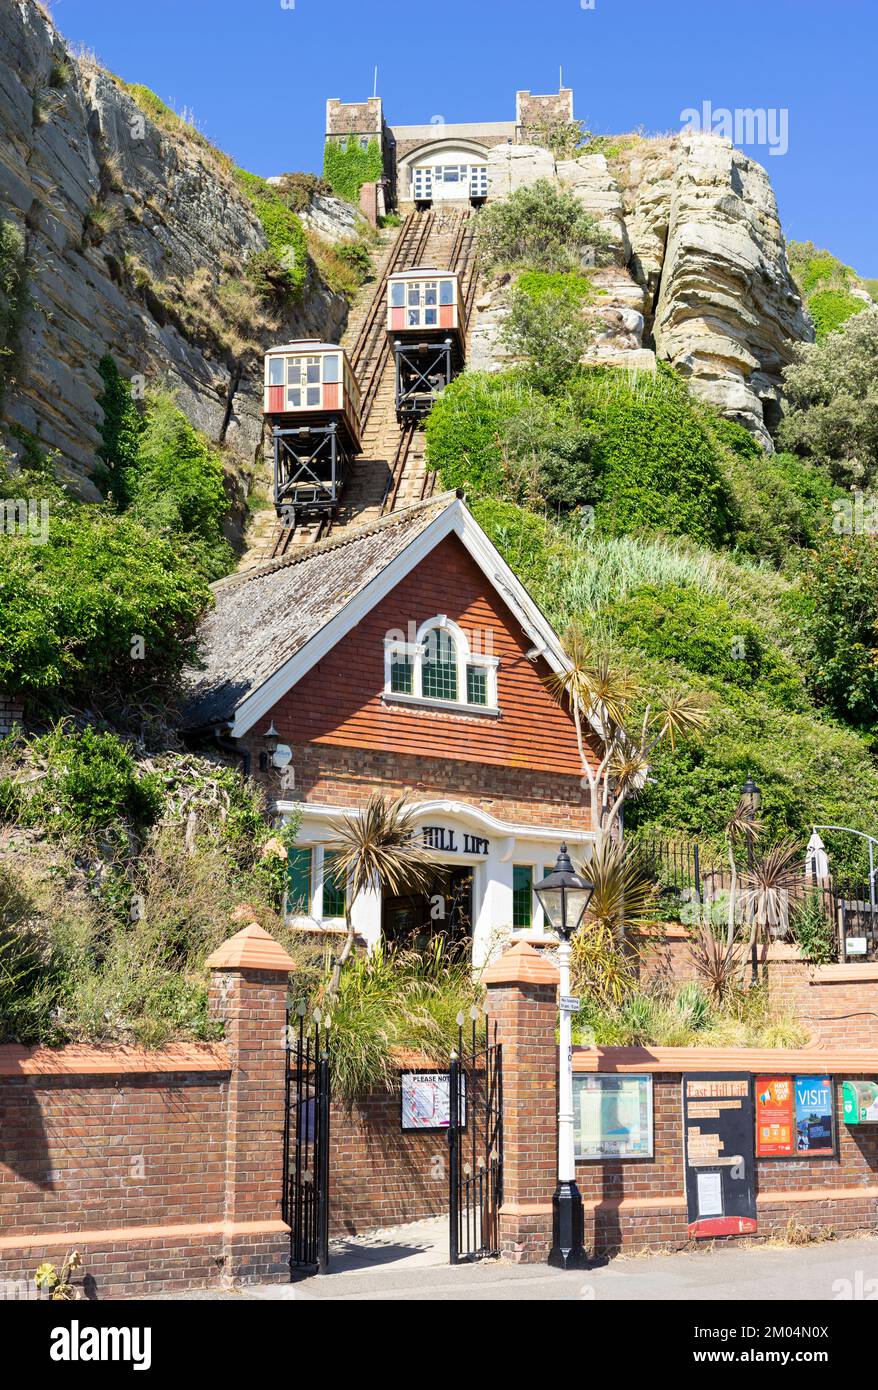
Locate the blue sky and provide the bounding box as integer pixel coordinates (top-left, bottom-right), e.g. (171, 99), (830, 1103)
(58, 0), (875, 272)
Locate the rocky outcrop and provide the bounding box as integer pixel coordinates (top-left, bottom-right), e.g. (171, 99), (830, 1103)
(486, 143), (555, 200)
(298, 192), (370, 244)
(478, 134), (812, 446)
(648, 133), (811, 445)
(0, 0), (347, 498)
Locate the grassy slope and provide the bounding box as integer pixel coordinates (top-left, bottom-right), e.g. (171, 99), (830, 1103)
(787, 240), (874, 338)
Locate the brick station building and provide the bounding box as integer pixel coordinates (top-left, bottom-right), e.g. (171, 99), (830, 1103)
(183, 491), (598, 967)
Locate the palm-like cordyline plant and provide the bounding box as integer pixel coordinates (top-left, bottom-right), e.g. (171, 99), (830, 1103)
(324, 795), (445, 997)
(739, 841), (803, 969)
(688, 926), (744, 1004)
(723, 796), (764, 948)
(543, 623), (709, 860)
(569, 842), (653, 1006)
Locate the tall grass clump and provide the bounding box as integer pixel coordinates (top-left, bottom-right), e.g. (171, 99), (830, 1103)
(306, 941), (481, 1103)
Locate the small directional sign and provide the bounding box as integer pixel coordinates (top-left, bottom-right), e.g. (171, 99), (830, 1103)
(560, 994), (581, 1012)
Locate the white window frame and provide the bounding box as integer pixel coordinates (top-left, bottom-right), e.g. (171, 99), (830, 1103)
(383, 614), (499, 715)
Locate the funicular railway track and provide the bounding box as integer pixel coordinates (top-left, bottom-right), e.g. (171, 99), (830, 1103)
(260, 204), (480, 558)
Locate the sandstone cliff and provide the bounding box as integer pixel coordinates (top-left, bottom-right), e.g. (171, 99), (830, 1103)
(0, 0), (347, 501)
(480, 134), (813, 447)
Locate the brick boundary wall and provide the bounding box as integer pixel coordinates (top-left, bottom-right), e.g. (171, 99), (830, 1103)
(574, 1066), (878, 1255)
(766, 956), (878, 1049)
(0, 925), (294, 1299)
(634, 935), (878, 1050)
(5, 930), (878, 1293)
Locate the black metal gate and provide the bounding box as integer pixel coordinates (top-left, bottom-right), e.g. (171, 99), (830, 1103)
(448, 1010), (502, 1263)
(282, 1005), (330, 1277)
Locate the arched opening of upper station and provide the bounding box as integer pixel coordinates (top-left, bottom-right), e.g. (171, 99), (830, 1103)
(398, 138), (494, 205)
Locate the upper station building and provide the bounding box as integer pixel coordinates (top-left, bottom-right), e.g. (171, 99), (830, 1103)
(325, 87), (575, 208)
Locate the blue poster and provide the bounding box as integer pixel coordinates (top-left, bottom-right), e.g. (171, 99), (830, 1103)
(794, 1075), (835, 1155)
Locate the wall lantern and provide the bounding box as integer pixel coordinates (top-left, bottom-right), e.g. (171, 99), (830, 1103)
(259, 722), (279, 772)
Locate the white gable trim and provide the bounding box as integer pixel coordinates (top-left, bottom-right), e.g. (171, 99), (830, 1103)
(229, 498), (577, 738)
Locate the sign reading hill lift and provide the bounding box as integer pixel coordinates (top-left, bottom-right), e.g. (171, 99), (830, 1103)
(682, 1074), (757, 1238)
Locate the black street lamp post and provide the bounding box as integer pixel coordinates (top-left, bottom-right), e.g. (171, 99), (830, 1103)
(535, 844), (595, 1270)
(741, 773), (761, 984)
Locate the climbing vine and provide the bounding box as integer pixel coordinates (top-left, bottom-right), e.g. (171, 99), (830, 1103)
(323, 136), (383, 205)
(0, 218), (27, 402)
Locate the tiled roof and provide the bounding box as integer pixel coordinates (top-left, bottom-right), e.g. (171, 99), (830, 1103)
(180, 492), (459, 730)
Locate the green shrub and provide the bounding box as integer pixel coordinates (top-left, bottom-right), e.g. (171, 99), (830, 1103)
(568, 366), (736, 546)
(0, 218), (27, 401)
(778, 307), (878, 485)
(476, 179), (609, 274)
(233, 168), (307, 299)
(125, 389), (233, 579)
(514, 270), (593, 303)
(501, 278), (596, 392)
(626, 675), (878, 875)
(791, 890), (835, 964)
(715, 428), (841, 561)
(425, 370), (534, 496)
(800, 533), (878, 727)
(334, 239), (372, 279)
(808, 288), (866, 338)
(0, 502), (210, 703)
(425, 371), (596, 513)
(604, 583), (806, 709)
(274, 171), (331, 212)
(95, 354), (143, 504)
(322, 136), (384, 205)
(25, 725), (161, 838)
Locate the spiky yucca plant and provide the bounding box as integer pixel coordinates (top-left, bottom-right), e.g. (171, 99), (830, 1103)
(543, 623), (709, 860)
(740, 841), (803, 958)
(688, 925), (744, 1004)
(569, 842), (653, 1005)
(325, 795), (444, 997)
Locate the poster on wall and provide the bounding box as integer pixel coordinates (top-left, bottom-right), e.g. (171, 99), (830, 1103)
(682, 1073), (757, 1238)
(400, 1070), (466, 1132)
(573, 1074), (653, 1160)
(755, 1075), (795, 1157)
(794, 1075), (835, 1155)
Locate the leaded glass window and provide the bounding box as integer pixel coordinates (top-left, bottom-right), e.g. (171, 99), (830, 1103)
(422, 628), (458, 701)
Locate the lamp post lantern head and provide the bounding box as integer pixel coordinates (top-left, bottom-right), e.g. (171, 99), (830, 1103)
(741, 772), (761, 818)
(535, 842), (594, 940)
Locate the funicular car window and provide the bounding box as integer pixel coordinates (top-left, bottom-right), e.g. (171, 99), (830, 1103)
(408, 283), (421, 306)
(269, 357), (284, 386)
(391, 282), (405, 306)
(439, 280), (454, 305)
(286, 359), (301, 385)
(323, 355), (340, 383)
(306, 358), (320, 384)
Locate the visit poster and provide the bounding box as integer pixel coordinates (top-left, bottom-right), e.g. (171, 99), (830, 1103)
(794, 1075), (835, 1156)
(755, 1075), (795, 1157)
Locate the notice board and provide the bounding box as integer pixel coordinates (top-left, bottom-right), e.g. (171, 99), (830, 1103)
(682, 1073), (757, 1238)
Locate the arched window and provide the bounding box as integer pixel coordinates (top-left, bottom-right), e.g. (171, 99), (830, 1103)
(422, 626), (458, 701)
(383, 616), (500, 713)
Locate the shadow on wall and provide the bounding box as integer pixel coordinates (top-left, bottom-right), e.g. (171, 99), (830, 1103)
(1, 1073), (53, 1192)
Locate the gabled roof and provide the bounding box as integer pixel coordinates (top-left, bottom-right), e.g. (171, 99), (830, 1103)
(181, 490), (575, 737)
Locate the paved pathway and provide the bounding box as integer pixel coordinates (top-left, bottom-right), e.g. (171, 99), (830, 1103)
(152, 1219), (878, 1301)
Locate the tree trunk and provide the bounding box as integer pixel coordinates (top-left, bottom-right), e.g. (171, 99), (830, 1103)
(327, 906), (356, 999)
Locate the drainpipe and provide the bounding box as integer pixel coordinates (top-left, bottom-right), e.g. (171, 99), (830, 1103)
(213, 726), (251, 778)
